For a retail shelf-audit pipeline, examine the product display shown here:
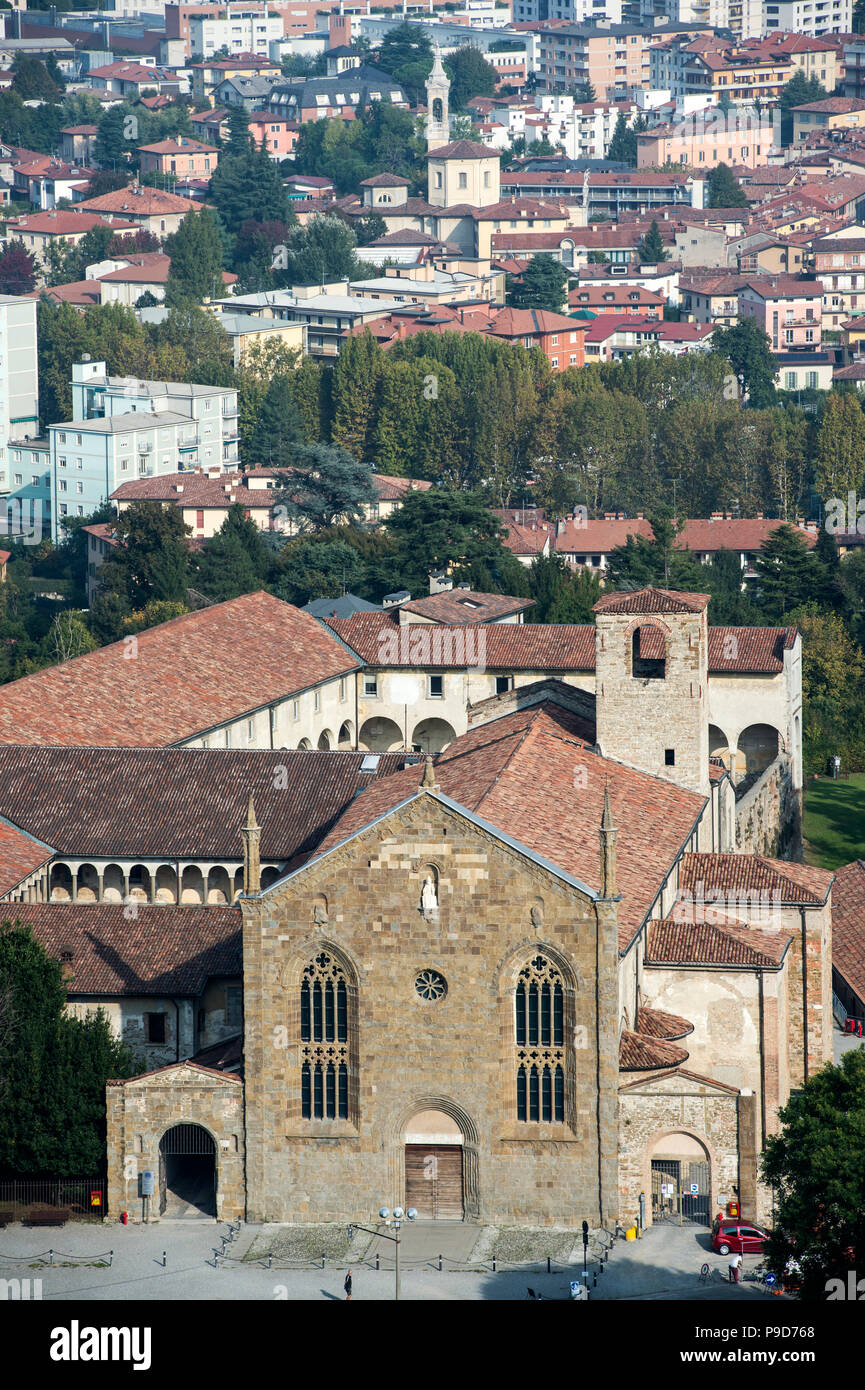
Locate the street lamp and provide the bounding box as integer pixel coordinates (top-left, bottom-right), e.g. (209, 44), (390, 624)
(347, 1206), (417, 1300)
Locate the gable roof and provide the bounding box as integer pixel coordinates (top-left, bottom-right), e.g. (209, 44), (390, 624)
(679, 852), (833, 905)
(308, 702), (706, 951)
(0, 593), (360, 748)
(1, 903), (241, 997)
(647, 916), (792, 968)
(0, 748), (407, 862)
(398, 590), (535, 624)
(0, 816), (53, 897)
(594, 586), (711, 615)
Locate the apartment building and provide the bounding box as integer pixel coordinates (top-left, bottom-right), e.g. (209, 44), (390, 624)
(637, 113), (774, 167)
(187, 7), (284, 59)
(137, 136), (220, 179)
(764, 0), (851, 35)
(737, 274), (824, 351)
(210, 286), (416, 358)
(47, 362), (239, 539)
(0, 297), (42, 545)
(812, 230), (865, 326)
(792, 97), (865, 143)
(536, 23), (650, 96)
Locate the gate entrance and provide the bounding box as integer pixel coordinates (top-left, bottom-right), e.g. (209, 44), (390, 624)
(404, 1109), (464, 1220)
(649, 1133), (711, 1227)
(158, 1124), (216, 1218)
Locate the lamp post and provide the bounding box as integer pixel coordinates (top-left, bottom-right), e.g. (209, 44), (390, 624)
(348, 1206), (417, 1300)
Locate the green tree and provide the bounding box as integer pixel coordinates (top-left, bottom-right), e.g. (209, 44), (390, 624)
(226, 104), (250, 155)
(606, 111), (646, 166)
(526, 552), (602, 623)
(95, 104), (136, 170)
(814, 390), (865, 501)
(373, 489), (530, 598)
(752, 523), (819, 621)
(273, 534), (366, 605)
(274, 443), (378, 530)
(761, 1048), (865, 1299)
(194, 504), (269, 600)
(706, 162), (748, 209)
(376, 22), (434, 105)
(0, 921), (136, 1176)
(11, 55), (62, 103)
(249, 372), (305, 466)
(636, 219), (668, 264)
(331, 329), (385, 460)
(712, 317), (777, 408)
(779, 69), (827, 142)
(606, 512), (706, 592)
(208, 140), (293, 237)
(164, 209), (225, 305)
(97, 500), (190, 611)
(444, 46), (497, 109)
(506, 253), (568, 311)
(276, 214), (363, 285)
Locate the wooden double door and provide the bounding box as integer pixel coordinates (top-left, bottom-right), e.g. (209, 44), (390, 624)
(405, 1144), (464, 1220)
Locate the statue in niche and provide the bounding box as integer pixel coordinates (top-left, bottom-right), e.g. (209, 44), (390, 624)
(531, 904), (544, 931)
(420, 874), (438, 919)
(313, 899), (328, 926)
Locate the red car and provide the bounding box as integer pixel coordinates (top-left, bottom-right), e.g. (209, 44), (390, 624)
(712, 1220), (770, 1256)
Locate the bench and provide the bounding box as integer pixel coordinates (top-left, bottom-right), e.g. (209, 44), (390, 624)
(26, 1207), (69, 1227)
(0, 1209), (13, 1227)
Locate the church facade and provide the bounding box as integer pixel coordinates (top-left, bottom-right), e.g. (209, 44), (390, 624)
(94, 588), (831, 1231)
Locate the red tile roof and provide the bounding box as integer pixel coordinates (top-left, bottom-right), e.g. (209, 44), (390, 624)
(9, 211), (134, 236)
(824, 858), (865, 1005)
(328, 610), (798, 675)
(428, 140), (495, 158)
(75, 186), (201, 216)
(0, 593), (360, 748)
(679, 852), (833, 905)
(1, 903), (240, 997)
(399, 590), (535, 624)
(313, 702), (706, 950)
(647, 916), (792, 968)
(619, 1029), (690, 1070)
(593, 587), (711, 615)
(635, 1004), (694, 1040)
(0, 818), (53, 897)
(0, 747), (407, 862)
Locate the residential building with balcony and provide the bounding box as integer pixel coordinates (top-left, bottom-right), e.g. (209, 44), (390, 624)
(737, 275), (824, 351)
(0, 296), (42, 544)
(811, 231), (865, 326)
(46, 362), (239, 539)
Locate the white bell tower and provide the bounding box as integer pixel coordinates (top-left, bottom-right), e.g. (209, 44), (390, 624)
(425, 47), (450, 150)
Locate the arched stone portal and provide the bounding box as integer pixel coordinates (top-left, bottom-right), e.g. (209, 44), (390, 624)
(648, 1131), (711, 1226)
(411, 717), (456, 754)
(158, 1123), (216, 1218)
(404, 1109), (464, 1221)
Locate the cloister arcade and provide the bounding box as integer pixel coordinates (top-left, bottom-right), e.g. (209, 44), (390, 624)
(44, 859), (284, 906)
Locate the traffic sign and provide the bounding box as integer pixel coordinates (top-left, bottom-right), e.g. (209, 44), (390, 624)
(765, 1273), (777, 1287)
(689, 1182), (699, 1195)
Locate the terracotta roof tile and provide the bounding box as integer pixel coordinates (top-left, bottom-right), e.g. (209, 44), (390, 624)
(825, 858), (865, 1004)
(399, 591), (535, 624)
(679, 851), (833, 905)
(312, 702), (706, 951)
(0, 593), (360, 747)
(635, 1004), (694, 1040)
(593, 586), (711, 614)
(647, 916), (792, 967)
(619, 1029), (689, 1070)
(0, 818), (53, 897)
(0, 747), (407, 862)
(0, 903), (240, 997)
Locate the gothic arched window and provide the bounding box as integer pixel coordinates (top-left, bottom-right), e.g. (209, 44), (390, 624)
(515, 955), (566, 1124)
(300, 950), (351, 1120)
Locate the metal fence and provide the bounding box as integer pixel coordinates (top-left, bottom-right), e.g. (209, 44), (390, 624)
(0, 1178), (106, 1220)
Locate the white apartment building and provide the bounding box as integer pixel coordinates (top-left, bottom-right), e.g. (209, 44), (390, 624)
(763, 0), (851, 34)
(512, 0), (623, 24)
(0, 296), (42, 545)
(535, 93), (639, 158)
(188, 7), (284, 60)
(48, 362), (239, 539)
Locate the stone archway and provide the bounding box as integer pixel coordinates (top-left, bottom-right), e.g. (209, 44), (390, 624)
(647, 1130), (712, 1226)
(158, 1123), (217, 1218)
(390, 1095), (480, 1222)
(411, 717), (456, 754)
(737, 723), (780, 780)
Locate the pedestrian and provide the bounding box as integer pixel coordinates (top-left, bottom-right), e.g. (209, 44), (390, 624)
(729, 1253), (742, 1284)
(344, 1270), (352, 1301)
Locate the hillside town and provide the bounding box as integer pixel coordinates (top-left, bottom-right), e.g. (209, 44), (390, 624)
(0, 0), (863, 1322)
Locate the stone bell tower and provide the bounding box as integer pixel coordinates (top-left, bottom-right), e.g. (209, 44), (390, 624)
(425, 47), (450, 150)
(593, 587), (710, 799)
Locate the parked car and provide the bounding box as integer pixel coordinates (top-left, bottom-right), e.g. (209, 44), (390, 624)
(712, 1219), (770, 1256)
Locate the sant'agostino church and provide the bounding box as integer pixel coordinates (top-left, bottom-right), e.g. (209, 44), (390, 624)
(0, 586), (832, 1232)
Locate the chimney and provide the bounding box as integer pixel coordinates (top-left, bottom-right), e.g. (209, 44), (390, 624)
(241, 793), (261, 895)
